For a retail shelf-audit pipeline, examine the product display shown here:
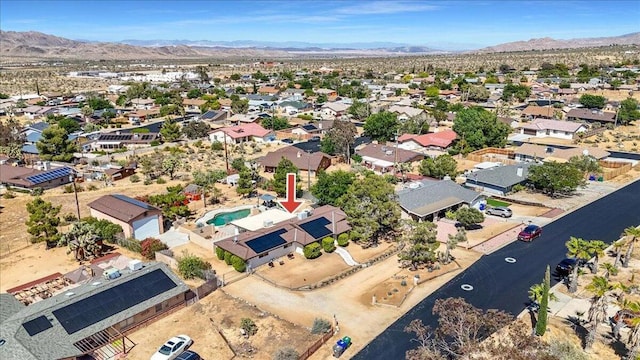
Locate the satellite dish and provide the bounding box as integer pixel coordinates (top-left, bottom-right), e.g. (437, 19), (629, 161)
(583, 149), (589, 156)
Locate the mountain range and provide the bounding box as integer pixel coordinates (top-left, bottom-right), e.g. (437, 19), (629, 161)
(0, 30), (638, 61)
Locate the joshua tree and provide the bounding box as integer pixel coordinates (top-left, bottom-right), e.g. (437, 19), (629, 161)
(61, 222), (103, 261)
(584, 276), (616, 350)
(443, 228), (465, 265)
(622, 227), (640, 268)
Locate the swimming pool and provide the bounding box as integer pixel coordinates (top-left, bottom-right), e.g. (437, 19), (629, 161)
(206, 209), (251, 226)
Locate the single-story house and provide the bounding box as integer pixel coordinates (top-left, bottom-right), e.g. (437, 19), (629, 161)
(397, 179), (485, 221)
(320, 102), (348, 119)
(182, 184), (202, 202)
(513, 143), (610, 163)
(198, 110), (228, 124)
(387, 105), (425, 121)
(208, 123), (275, 144)
(0, 164), (73, 190)
(215, 205), (350, 269)
(90, 132), (160, 152)
(398, 129), (457, 152)
(520, 105), (556, 120)
(127, 109), (160, 124)
(517, 119), (587, 140)
(356, 143), (424, 173)
(182, 98), (207, 113)
(291, 123), (322, 137)
(0, 262), (190, 360)
(88, 194), (164, 240)
(260, 146), (332, 176)
(566, 108), (616, 124)
(465, 163), (533, 195)
(130, 98), (156, 110)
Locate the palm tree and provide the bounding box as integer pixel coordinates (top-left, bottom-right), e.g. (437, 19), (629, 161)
(625, 301), (640, 359)
(584, 276), (616, 350)
(614, 239), (628, 268)
(601, 263), (619, 280)
(528, 283), (559, 305)
(587, 240), (608, 274)
(613, 297), (633, 340)
(566, 237), (591, 293)
(623, 227), (640, 268)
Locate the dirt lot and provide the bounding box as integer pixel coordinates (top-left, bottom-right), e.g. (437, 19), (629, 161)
(255, 252), (352, 289)
(124, 290), (320, 360)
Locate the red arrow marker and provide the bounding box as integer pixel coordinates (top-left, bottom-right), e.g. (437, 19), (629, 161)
(279, 173), (302, 213)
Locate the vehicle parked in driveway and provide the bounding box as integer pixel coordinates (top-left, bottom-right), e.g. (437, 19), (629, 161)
(556, 258), (579, 276)
(309, 136), (321, 142)
(151, 335), (193, 360)
(485, 206), (512, 218)
(518, 224), (542, 242)
(281, 138), (294, 144)
(175, 350), (201, 360)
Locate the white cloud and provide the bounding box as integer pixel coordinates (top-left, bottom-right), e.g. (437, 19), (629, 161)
(336, 1), (438, 15)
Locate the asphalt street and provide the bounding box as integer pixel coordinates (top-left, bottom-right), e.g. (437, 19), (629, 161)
(353, 179), (640, 360)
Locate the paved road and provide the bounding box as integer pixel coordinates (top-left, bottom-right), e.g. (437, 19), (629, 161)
(354, 179), (640, 360)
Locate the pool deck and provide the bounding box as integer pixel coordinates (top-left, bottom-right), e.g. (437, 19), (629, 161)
(195, 204), (255, 226)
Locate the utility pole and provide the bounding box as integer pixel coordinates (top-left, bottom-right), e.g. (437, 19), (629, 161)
(69, 172), (81, 221)
(394, 129), (399, 176)
(307, 150), (312, 192)
(223, 131), (230, 174)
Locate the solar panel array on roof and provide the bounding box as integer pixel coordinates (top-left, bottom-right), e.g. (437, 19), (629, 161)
(26, 167), (72, 185)
(52, 268), (177, 334)
(111, 194), (156, 210)
(245, 228), (287, 254)
(298, 217), (332, 239)
(22, 315), (53, 336)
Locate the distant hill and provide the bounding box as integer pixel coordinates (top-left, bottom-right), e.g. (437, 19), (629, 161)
(477, 32), (640, 52)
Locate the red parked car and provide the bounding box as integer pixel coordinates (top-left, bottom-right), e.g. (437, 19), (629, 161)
(518, 224), (542, 242)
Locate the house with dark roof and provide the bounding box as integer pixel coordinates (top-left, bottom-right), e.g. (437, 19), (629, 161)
(0, 164), (73, 190)
(198, 109), (228, 124)
(0, 262), (190, 360)
(88, 194), (164, 240)
(397, 179), (485, 221)
(465, 163), (533, 195)
(90, 132), (160, 152)
(566, 108), (616, 124)
(215, 205), (350, 269)
(356, 143), (424, 173)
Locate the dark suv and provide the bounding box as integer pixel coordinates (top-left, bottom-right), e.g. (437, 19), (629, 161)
(518, 224), (542, 242)
(175, 350), (201, 360)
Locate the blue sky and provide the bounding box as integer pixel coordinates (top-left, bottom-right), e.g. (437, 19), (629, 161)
(1, 0), (638, 49)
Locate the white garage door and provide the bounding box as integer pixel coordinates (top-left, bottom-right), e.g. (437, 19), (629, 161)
(132, 216), (160, 240)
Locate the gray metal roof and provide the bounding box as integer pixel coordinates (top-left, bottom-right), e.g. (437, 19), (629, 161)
(0, 262), (189, 360)
(468, 163), (532, 188)
(397, 179), (483, 217)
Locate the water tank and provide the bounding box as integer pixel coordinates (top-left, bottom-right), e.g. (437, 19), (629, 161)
(128, 259), (143, 271)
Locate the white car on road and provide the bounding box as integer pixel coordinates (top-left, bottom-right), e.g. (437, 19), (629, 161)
(150, 335), (193, 360)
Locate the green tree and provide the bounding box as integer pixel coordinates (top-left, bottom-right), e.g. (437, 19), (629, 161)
(177, 252), (211, 279)
(322, 237), (336, 253)
(337, 173), (401, 245)
(501, 84), (531, 102)
(322, 119), (357, 161)
(230, 73), (241, 81)
(398, 220), (439, 270)
(624, 301), (640, 358)
(231, 98), (249, 114)
(586, 240), (608, 275)
(418, 154), (458, 179)
(87, 97), (114, 110)
(618, 98), (640, 125)
(182, 121), (211, 139)
(187, 88), (202, 99)
(63, 222), (103, 261)
(83, 217), (123, 243)
(272, 157), (299, 197)
(261, 116), (289, 130)
(455, 207), (485, 229)
(528, 162), (586, 197)
(622, 226), (640, 268)
(192, 169), (227, 207)
(363, 111), (400, 141)
(0, 118), (25, 159)
(311, 170), (356, 206)
(36, 125), (76, 162)
(466, 85), (490, 102)
(347, 101), (370, 121)
(443, 228), (465, 264)
(303, 242), (322, 259)
(565, 237), (591, 293)
(161, 154), (182, 179)
(398, 116), (430, 135)
(568, 155), (602, 175)
(25, 197), (61, 244)
(56, 117), (81, 134)
(146, 187), (191, 221)
(230, 255), (246, 272)
(584, 276), (616, 350)
(160, 119), (182, 142)
(236, 167), (254, 197)
(452, 107), (511, 153)
(579, 94), (606, 109)
(535, 265), (551, 336)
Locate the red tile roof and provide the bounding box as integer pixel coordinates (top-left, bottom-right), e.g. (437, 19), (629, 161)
(217, 123), (271, 139)
(398, 129), (457, 148)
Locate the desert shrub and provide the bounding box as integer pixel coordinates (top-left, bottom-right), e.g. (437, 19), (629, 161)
(150, 140), (160, 146)
(215, 246), (225, 260)
(143, 179), (152, 185)
(129, 174), (141, 183)
(86, 184), (98, 191)
(240, 318), (258, 336)
(224, 250), (233, 265)
(30, 187), (43, 196)
(337, 233), (349, 247)
(273, 347), (299, 360)
(63, 213), (78, 222)
(230, 255), (246, 272)
(211, 141), (224, 151)
(445, 209), (456, 220)
(547, 338), (589, 360)
(349, 230), (362, 242)
(156, 177), (166, 184)
(511, 184), (526, 193)
(83, 217), (123, 243)
(140, 238), (168, 260)
(3, 190), (16, 199)
(177, 252), (212, 279)
(63, 185), (74, 193)
(311, 318), (332, 334)
(303, 243), (322, 259)
(322, 236), (336, 253)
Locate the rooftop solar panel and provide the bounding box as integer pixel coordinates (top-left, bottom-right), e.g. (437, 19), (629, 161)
(245, 228), (287, 254)
(112, 194), (156, 210)
(52, 268), (177, 334)
(298, 217), (332, 239)
(22, 315), (53, 336)
(26, 167), (72, 185)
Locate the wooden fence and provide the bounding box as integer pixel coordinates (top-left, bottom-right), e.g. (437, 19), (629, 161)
(599, 161), (633, 181)
(194, 279), (218, 299)
(465, 147), (515, 163)
(298, 327), (335, 360)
